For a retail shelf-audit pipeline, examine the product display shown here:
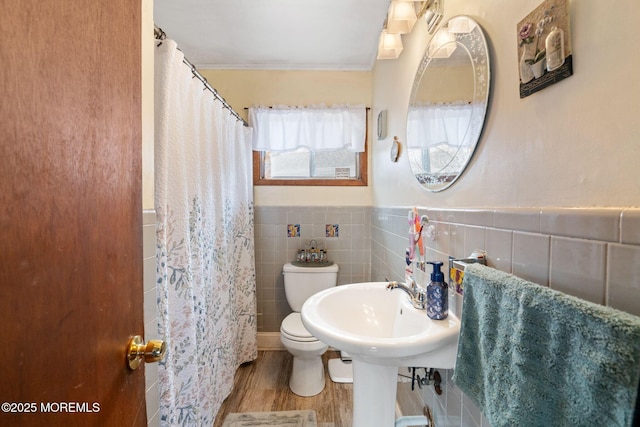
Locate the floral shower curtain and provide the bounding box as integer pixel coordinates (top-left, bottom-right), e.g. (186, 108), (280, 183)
(154, 39), (257, 426)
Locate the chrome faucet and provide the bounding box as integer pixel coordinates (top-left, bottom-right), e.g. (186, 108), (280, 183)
(386, 278), (427, 310)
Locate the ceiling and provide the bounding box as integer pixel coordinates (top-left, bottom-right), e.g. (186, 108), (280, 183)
(153, 0), (392, 71)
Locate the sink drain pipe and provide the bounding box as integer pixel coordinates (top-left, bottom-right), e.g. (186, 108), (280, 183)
(394, 415), (430, 427)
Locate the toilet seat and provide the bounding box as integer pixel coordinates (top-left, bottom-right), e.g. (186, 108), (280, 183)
(281, 313), (318, 342)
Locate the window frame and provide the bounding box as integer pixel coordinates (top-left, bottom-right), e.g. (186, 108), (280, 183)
(252, 113), (368, 187)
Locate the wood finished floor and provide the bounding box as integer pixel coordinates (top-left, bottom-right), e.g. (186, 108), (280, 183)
(213, 350), (353, 427)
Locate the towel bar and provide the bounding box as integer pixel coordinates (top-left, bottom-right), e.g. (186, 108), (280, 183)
(449, 252), (486, 294)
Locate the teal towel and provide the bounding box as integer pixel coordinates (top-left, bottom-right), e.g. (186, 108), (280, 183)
(452, 264), (640, 427)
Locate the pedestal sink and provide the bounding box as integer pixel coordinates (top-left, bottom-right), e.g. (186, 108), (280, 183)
(301, 282), (460, 427)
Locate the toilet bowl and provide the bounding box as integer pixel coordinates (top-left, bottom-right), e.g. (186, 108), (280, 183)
(280, 262), (338, 396)
(280, 312), (328, 396)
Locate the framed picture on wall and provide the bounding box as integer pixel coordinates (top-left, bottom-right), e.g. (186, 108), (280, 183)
(517, 0), (573, 98)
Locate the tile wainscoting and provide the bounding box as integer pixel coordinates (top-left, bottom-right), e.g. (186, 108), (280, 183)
(371, 206), (640, 427)
(254, 206), (372, 333)
(254, 205), (640, 426)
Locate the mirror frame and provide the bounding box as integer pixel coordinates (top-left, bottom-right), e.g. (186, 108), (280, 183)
(407, 15), (491, 192)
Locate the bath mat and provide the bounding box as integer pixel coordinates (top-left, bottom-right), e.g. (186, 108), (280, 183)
(221, 410), (317, 427)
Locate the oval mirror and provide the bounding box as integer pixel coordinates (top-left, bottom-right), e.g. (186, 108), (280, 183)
(407, 16), (490, 192)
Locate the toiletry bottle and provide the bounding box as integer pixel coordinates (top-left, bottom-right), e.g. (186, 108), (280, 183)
(426, 261), (448, 320)
(545, 26), (565, 72)
(408, 210), (416, 261)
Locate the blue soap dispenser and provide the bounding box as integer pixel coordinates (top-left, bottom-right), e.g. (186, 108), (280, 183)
(427, 261), (448, 320)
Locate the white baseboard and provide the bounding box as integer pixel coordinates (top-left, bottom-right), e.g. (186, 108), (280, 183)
(257, 332), (343, 352)
(257, 332), (285, 350)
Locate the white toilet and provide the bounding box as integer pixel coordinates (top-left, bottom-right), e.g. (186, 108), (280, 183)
(280, 261), (339, 396)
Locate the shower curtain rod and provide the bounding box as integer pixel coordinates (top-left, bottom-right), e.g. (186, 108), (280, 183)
(243, 106), (371, 110)
(154, 25), (249, 127)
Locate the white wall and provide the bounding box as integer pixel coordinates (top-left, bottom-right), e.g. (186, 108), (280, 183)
(372, 0), (640, 209)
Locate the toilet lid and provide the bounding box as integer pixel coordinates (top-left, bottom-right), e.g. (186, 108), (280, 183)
(281, 313), (316, 342)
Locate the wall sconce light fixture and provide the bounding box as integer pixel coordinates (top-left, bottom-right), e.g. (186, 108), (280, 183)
(387, 1), (418, 34)
(377, 30), (403, 60)
(376, 0), (445, 60)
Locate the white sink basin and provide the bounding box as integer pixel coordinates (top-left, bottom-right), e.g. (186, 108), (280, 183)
(301, 281), (460, 368)
(301, 282), (461, 427)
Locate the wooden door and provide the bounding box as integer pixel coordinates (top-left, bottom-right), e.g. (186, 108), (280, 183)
(0, 1), (145, 426)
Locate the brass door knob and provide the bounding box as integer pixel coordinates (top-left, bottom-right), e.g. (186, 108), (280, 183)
(126, 335), (166, 370)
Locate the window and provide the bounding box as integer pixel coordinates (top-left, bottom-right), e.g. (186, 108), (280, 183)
(250, 105), (368, 186)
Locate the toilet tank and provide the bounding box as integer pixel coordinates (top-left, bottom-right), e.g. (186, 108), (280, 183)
(283, 262), (339, 311)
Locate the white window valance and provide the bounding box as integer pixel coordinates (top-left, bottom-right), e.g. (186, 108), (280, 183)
(249, 104), (366, 153)
(406, 103), (483, 149)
